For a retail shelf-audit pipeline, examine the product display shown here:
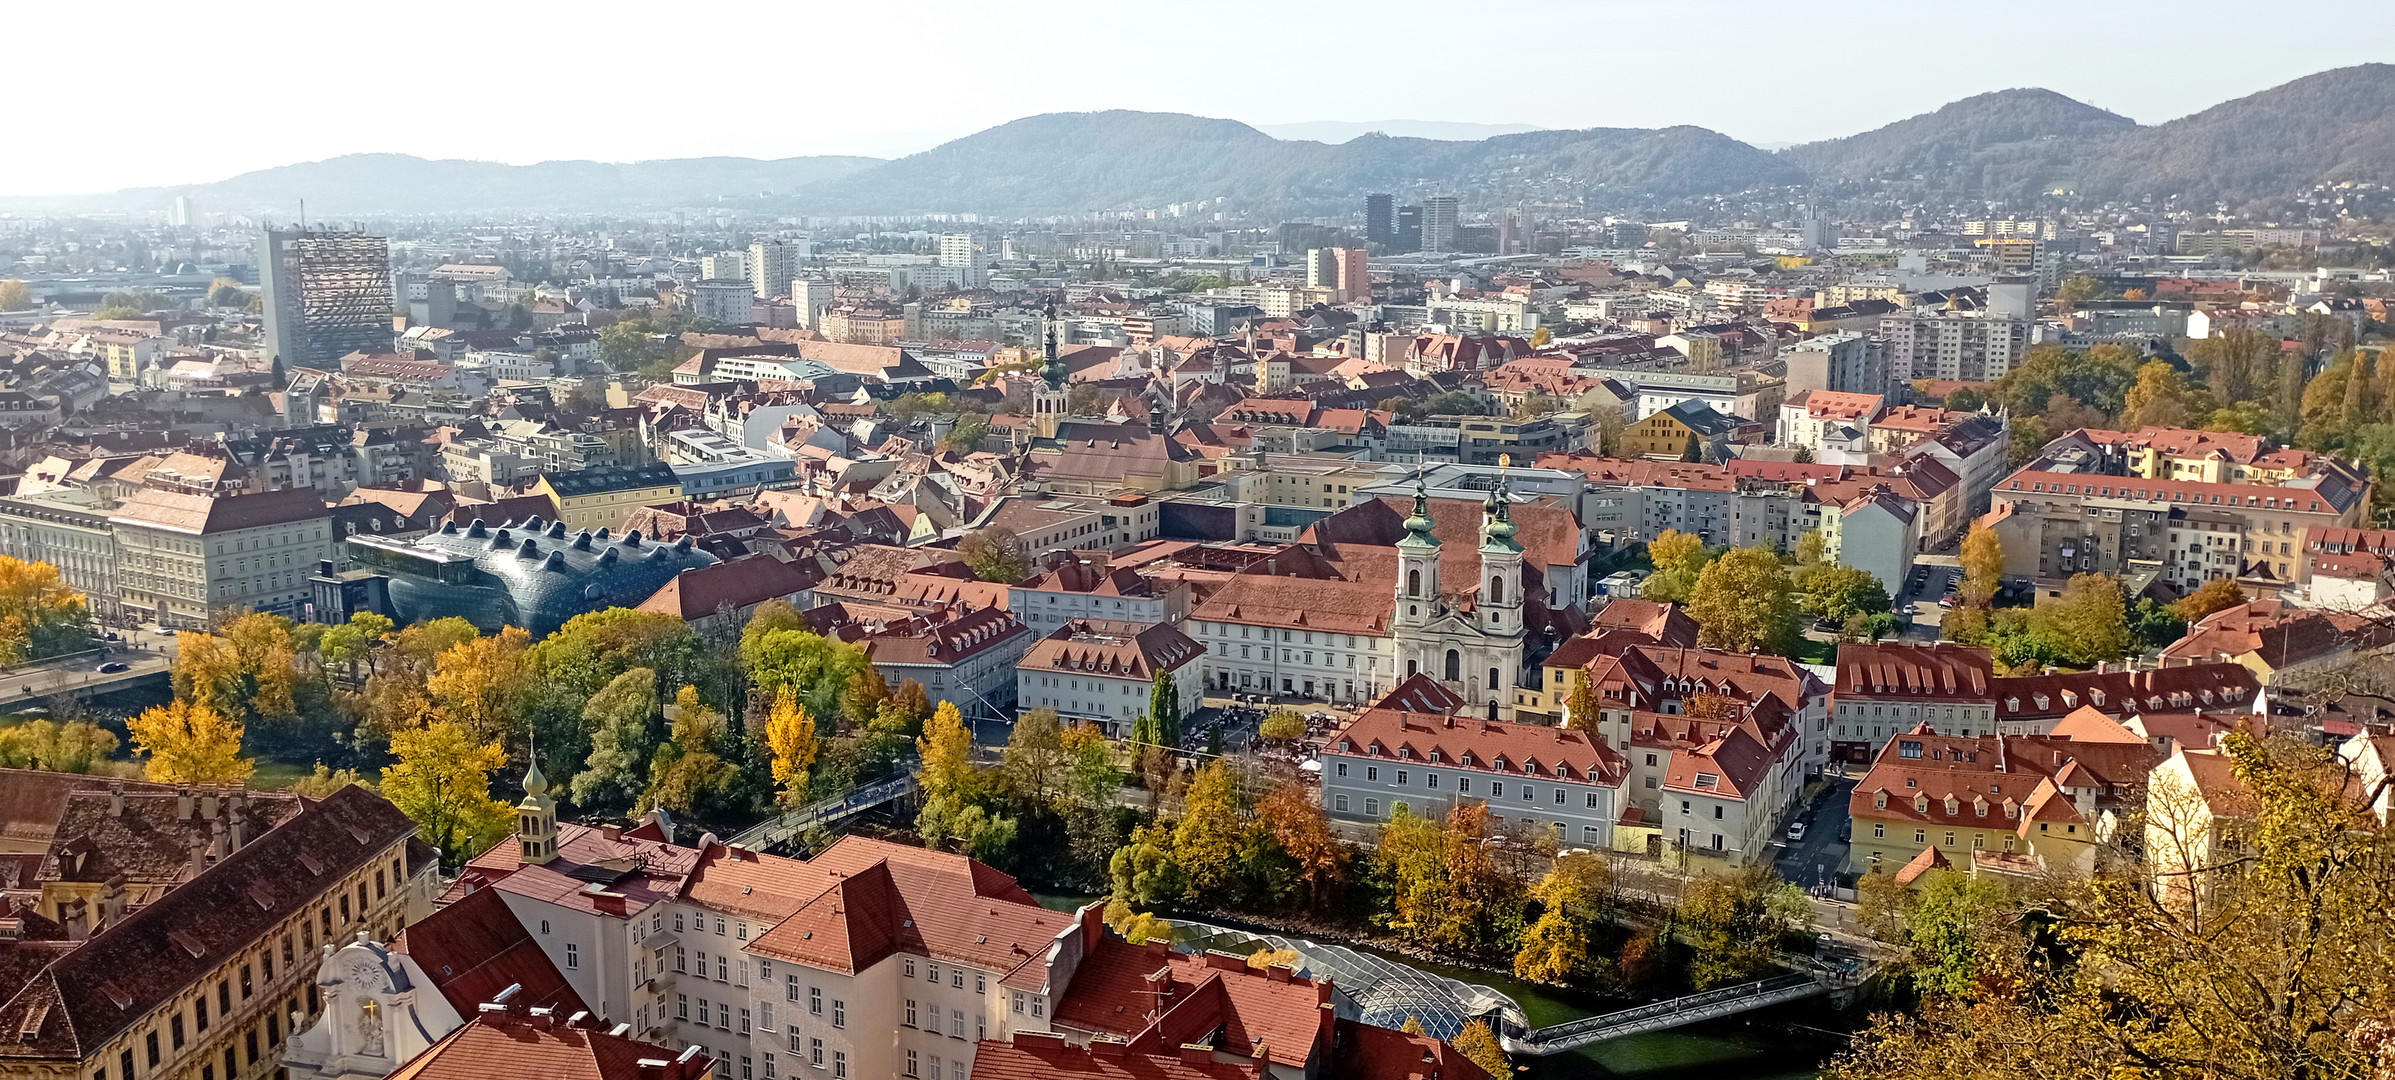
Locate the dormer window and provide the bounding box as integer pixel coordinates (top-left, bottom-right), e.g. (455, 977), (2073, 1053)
(1914, 794), (1930, 813)
(1694, 774), (1719, 789)
(2061, 691), (2077, 708)
(1340, 741), (1353, 753)
(2005, 697), (2020, 712)
(1943, 796), (1959, 816)
(2033, 695), (2050, 710)
(1874, 791), (1888, 809)
(1429, 750), (1442, 763)
(2005, 801), (2020, 820)
(1974, 798), (1989, 818)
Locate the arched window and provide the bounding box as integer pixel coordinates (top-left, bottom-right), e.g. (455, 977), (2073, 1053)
(1407, 569), (1421, 597)
(1407, 659), (1419, 677)
(1489, 668), (1501, 695)
(1487, 700), (1499, 722)
(1445, 649), (1461, 681)
(1487, 576), (1502, 604)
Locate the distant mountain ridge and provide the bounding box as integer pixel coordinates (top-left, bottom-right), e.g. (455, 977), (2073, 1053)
(14, 65), (2395, 216)
(791, 110), (1805, 215)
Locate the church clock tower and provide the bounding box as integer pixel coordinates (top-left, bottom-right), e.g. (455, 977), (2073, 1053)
(516, 742), (558, 865)
(1031, 305), (1068, 440)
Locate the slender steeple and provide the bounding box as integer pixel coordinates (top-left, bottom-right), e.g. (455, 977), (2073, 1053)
(1040, 302), (1066, 390)
(1399, 457), (1439, 549)
(1480, 454), (1521, 553)
(516, 735), (559, 865)
(1032, 301), (1070, 439)
(1393, 456), (1440, 629)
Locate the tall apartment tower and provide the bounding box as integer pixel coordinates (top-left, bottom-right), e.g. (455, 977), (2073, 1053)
(1306, 247), (1370, 302)
(167, 195), (194, 227)
(1364, 193), (1395, 245)
(790, 279), (835, 329)
(258, 227), (393, 368)
(700, 251), (746, 281)
(938, 233), (986, 270)
(1395, 205), (1423, 252)
(1420, 196), (1460, 254)
(747, 239), (801, 298)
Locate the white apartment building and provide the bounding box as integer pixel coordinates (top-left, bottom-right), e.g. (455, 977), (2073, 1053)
(690, 280), (757, 326)
(1880, 310), (2031, 382)
(1015, 619), (1205, 736)
(0, 488), (121, 623)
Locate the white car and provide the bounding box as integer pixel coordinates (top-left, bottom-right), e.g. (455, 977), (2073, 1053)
(1786, 822), (1808, 842)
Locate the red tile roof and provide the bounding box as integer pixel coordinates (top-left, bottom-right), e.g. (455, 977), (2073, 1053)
(395, 885), (590, 1016)
(1050, 936), (1333, 1068)
(386, 1012), (708, 1080)
(1326, 705), (1627, 786)
(1021, 620), (1206, 682)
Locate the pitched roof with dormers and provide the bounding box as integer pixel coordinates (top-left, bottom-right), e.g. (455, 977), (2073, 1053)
(1325, 704), (1628, 787)
(1020, 620), (1205, 683)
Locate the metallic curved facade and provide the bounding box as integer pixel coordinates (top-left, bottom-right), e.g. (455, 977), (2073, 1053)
(345, 514), (718, 637)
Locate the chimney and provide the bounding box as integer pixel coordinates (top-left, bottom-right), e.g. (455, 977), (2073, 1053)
(102, 875), (127, 925)
(1266, 964), (1293, 983)
(199, 787), (220, 821)
(108, 783), (124, 818)
(177, 786), (194, 820)
(188, 836), (208, 878)
(1179, 1044), (1214, 1065)
(209, 818), (228, 860)
(1089, 1038), (1130, 1059)
(61, 898), (90, 940)
(230, 786), (248, 815)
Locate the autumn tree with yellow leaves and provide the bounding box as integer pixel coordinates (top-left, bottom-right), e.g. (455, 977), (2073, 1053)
(764, 684), (818, 806)
(127, 699), (254, 784)
(0, 554), (93, 663)
(381, 719), (512, 865)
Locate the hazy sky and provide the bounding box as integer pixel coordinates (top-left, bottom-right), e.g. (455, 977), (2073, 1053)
(8, 0), (2390, 197)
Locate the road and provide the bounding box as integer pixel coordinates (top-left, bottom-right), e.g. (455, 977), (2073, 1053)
(1772, 776), (1857, 892)
(0, 635), (175, 706)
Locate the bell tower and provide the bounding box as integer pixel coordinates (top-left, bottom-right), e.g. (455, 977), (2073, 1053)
(1478, 456), (1525, 638)
(1393, 462), (1440, 632)
(516, 739), (558, 865)
(1032, 304), (1068, 440)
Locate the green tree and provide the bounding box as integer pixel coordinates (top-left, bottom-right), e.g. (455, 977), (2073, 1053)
(1643, 529), (1712, 603)
(743, 624), (871, 723)
(957, 526), (1029, 583)
(0, 718), (122, 774)
(1514, 850), (1610, 983)
(1147, 669), (1182, 750)
(2053, 275), (2099, 307)
(1958, 522), (2004, 606)
(207, 277), (247, 308)
(1108, 822), (1184, 908)
(2120, 360), (2206, 429)
(1897, 870), (2018, 1003)
(1688, 546), (1800, 655)
(573, 667), (659, 808)
(1796, 564), (1891, 624)
(2186, 326), (2279, 409)
(1259, 709), (1305, 743)
(0, 279), (29, 312)
(1680, 867), (1807, 989)
(2040, 571), (2135, 666)
(1001, 707), (1066, 807)
(643, 686), (738, 817)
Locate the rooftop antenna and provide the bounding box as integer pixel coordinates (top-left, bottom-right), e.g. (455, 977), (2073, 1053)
(298, 199), (305, 229)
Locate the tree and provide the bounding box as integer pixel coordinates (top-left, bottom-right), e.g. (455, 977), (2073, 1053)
(1259, 709), (1305, 743)
(1451, 1021), (1509, 1079)
(1959, 522), (2005, 607)
(1837, 733), (2394, 1080)
(1256, 781), (1345, 909)
(382, 719), (512, 865)
(743, 625), (870, 723)
(1103, 898), (1172, 945)
(0, 718), (122, 774)
(1564, 667), (1599, 732)
(2121, 360), (2205, 430)
(286, 764), (371, 799)
(1246, 946), (1300, 970)
(1680, 430), (1704, 462)
(644, 686), (738, 817)
(2053, 275), (2099, 307)
(1528, 326), (1552, 348)
(208, 277), (247, 307)
(221, 612), (298, 721)
(1679, 867), (1806, 989)
(2187, 327), (2279, 413)
(1797, 564), (1891, 624)
(427, 626), (534, 745)
(2172, 576), (2247, 622)
(1002, 707), (1066, 807)
(128, 700), (252, 784)
(1514, 850), (1610, 983)
(1147, 670), (1182, 751)
(1588, 403), (1628, 457)
(1688, 546), (1800, 655)
(915, 701), (981, 847)
(957, 527), (1028, 583)
(1108, 822), (1184, 908)
(0, 279), (29, 312)
(0, 555), (92, 663)
(318, 611), (394, 680)
(1643, 529), (1712, 603)
(1172, 759), (1245, 897)
(2041, 571), (2136, 666)
(765, 685), (819, 806)
(1896, 870), (2018, 1003)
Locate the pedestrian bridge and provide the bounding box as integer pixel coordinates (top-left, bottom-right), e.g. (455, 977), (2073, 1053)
(728, 772), (916, 853)
(1504, 953), (1869, 1055)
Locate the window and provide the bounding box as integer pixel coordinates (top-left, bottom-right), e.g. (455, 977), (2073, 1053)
(834, 1052), (848, 1079)
(172, 1015), (186, 1050)
(760, 1003), (775, 1031)
(1335, 794), (1349, 812)
(952, 969), (964, 989)
(566, 943), (579, 969)
(832, 1000), (845, 1029)
(950, 1010), (966, 1038)
(766, 1053), (779, 1080)
(975, 974), (986, 994)
(719, 1003), (732, 1029)
(1872, 823), (1884, 838)
(196, 995), (209, 1032)
(810, 988), (822, 1016)
(743, 1057), (754, 1080)
(905, 960), (917, 979)
(810, 1040), (824, 1068)
(1364, 798), (1378, 815)
(907, 1000), (918, 1028)
(147, 1031), (162, 1067)
(717, 955), (729, 982)
(679, 995), (690, 1020)
(741, 1009), (752, 1034)
(908, 1051), (920, 1077)
(786, 976), (803, 1002)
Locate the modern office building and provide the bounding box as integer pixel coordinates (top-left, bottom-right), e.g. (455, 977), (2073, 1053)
(1396, 205), (1423, 252)
(1420, 196), (1459, 254)
(1364, 193), (1395, 245)
(258, 227), (393, 368)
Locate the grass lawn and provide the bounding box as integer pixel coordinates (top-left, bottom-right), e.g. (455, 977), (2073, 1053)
(1784, 636), (1838, 665)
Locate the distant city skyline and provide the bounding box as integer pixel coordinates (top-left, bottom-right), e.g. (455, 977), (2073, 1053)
(6, 0), (2391, 197)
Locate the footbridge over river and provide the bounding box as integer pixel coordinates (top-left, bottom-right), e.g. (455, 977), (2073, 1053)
(1173, 920), (1868, 1053)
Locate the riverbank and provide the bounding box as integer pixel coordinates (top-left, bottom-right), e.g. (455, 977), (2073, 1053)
(1017, 892), (1856, 1080)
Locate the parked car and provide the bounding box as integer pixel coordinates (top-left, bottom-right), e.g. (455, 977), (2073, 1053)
(96, 661), (130, 673)
(1787, 821), (1808, 842)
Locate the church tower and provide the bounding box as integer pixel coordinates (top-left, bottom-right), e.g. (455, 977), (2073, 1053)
(1393, 467), (1440, 632)
(516, 742), (558, 865)
(1477, 459), (1525, 638)
(1031, 305), (1068, 440)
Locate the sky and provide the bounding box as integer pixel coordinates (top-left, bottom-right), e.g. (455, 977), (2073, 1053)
(6, 0), (2392, 197)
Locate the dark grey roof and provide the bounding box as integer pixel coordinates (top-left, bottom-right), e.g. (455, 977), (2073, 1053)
(539, 461), (679, 496)
(348, 513), (718, 637)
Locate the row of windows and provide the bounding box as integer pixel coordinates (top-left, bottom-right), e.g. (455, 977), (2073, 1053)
(1337, 762), (1599, 806)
